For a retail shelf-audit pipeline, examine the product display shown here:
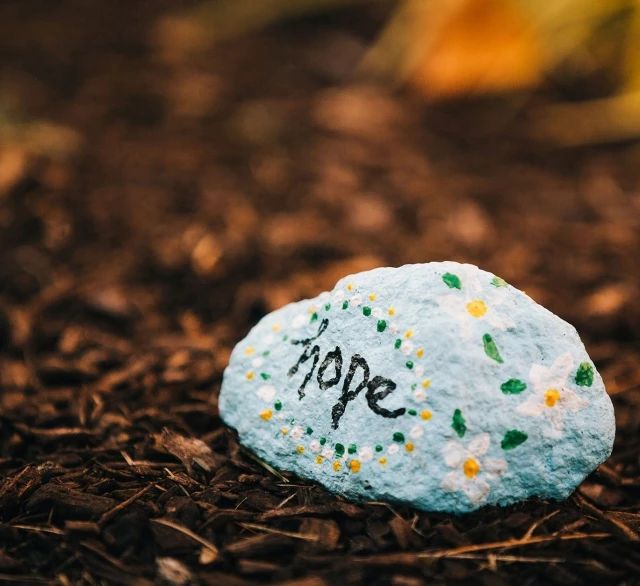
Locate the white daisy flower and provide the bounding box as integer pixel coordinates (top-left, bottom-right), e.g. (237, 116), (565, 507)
(257, 385), (275, 402)
(436, 265), (515, 341)
(332, 290), (345, 303)
(410, 425), (424, 439)
(389, 323), (398, 334)
(413, 388), (427, 403)
(400, 341), (414, 356)
(388, 444), (400, 455)
(252, 357), (264, 368)
(292, 314), (306, 328)
(309, 440), (321, 453)
(262, 334), (275, 345)
(359, 447), (374, 462)
(290, 426), (304, 440)
(415, 364), (424, 378)
(321, 446), (334, 459)
(350, 293), (363, 306)
(277, 414), (285, 421)
(372, 308), (383, 318)
(516, 353), (588, 438)
(441, 433), (506, 504)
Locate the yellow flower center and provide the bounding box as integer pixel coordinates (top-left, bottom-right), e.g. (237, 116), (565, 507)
(463, 458), (480, 479)
(466, 299), (487, 318)
(545, 389), (561, 407)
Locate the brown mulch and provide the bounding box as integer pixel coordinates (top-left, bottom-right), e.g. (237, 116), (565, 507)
(0, 2), (639, 584)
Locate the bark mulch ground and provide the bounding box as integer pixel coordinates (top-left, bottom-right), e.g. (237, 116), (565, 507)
(0, 1), (639, 584)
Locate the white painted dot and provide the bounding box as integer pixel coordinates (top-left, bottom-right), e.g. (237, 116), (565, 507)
(257, 385), (276, 402)
(350, 293), (362, 306)
(332, 290), (345, 303)
(372, 308), (382, 318)
(263, 334), (275, 345)
(309, 440), (321, 453)
(277, 414), (285, 421)
(290, 426), (303, 440)
(414, 364), (424, 377)
(252, 357), (264, 368)
(388, 444), (400, 455)
(400, 341), (414, 355)
(319, 291), (330, 299)
(413, 389), (427, 403)
(292, 314), (306, 328)
(410, 425), (424, 439)
(389, 323), (398, 334)
(322, 447), (334, 459)
(359, 447), (373, 462)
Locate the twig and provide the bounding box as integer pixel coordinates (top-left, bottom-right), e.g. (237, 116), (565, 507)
(99, 483), (155, 526)
(11, 524), (66, 535)
(521, 510), (560, 540)
(238, 522), (319, 541)
(151, 518), (219, 561)
(244, 451), (289, 483)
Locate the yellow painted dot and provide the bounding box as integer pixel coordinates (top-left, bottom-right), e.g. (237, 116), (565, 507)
(422, 379), (431, 388)
(379, 458), (387, 466)
(406, 443), (414, 452)
(308, 305), (315, 314)
(333, 461), (341, 472)
(416, 348), (424, 358)
(272, 324), (281, 332)
(246, 372), (254, 380)
(297, 446), (305, 454)
(388, 307), (395, 316)
(347, 284), (354, 291)
(260, 410), (272, 421)
(405, 330), (413, 338)
(281, 428), (288, 435)
(368, 293), (376, 301)
(545, 388), (561, 407)
(421, 410), (432, 420)
(350, 460), (361, 473)
(316, 455), (323, 464)
(466, 299), (488, 318)
(463, 458), (480, 479)
(245, 347), (255, 356)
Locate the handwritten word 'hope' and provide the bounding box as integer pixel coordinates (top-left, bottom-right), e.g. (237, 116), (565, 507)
(287, 319), (406, 429)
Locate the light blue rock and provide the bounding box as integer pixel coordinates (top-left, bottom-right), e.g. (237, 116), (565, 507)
(219, 262), (615, 513)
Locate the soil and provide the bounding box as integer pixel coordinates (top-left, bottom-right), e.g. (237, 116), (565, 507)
(0, 1), (639, 585)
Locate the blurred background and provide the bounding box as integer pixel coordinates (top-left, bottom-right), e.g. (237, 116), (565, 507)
(0, 0), (639, 584)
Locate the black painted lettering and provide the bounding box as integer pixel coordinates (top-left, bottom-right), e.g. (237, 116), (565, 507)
(366, 376), (406, 418)
(317, 346), (343, 390)
(331, 354), (369, 429)
(288, 319), (329, 399)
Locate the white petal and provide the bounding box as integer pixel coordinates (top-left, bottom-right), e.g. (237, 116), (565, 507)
(350, 294), (362, 306)
(257, 385), (276, 402)
(413, 389), (427, 403)
(332, 290), (345, 303)
(547, 408), (565, 435)
(516, 399), (545, 417)
(459, 319), (474, 341)
(436, 295), (466, 318)
(290, 426), (303, 439)
(372, 308), (382, 318)
(389, 323), (398, 334)
(252, 357), (264, 368)
(441, 471), (459, 493)
(490, 288), (509, 306)
(529, 363), (547, 393)
(560, 388), (589, 412)
(483, 458), (507, 478)
(359, 447), (373, 462)
(400, 341), (414, 356)
(292, 314), (306, 328)
(322, 447), (334, 459)
(309, 440), (321, 453)
(388, 444), (399, 455)
(410, 425), (424, 439)
(485, 311), (516, 331)
(262, 334), (275, 345)
(443, 440), (466, 468)
(468, 433), (490, 458)
(463, 478), (491, 504)
(415, 364), (425, 377)
(549, 353), (574, 385)
(463, 266), (483, 296)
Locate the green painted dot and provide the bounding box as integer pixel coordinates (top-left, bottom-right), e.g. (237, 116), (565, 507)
(501, 379), (526, 395)
(491, 276), (508, 288)
(575, 362), (594, 387)
(452, 409), (466, 438)
(442, 272), (461, 289)
(325, 303), (331, 311)
(348, 444), (357, 454)
(342, 300), (349, 310)
(335, 443), (345, 457)
(363, 306), (371, 317)
(290, 418), (295, 425)
(406, 361), (414, 369)
(375, 445), (383, 452)
(411, 384), (417, 390)
(320, 438), (326, 446)
(310, 312), (318, 323)
(260, 373), (271, 380)
(283, 335), (289, 341)
(377, 320), (386, 332)
(393, 432), (405, 443)
(482, 333), (504, 364)
(263, 350), (270, 357)
(501, 430), (528, 450)
(408, 409), (417, 416)
(304, 428), (312, 436)
(395, 339), (402, 349)
(274, 400), (282, 411)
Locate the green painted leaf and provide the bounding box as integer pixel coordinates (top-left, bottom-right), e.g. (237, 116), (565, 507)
(452, 409), (466, 438)
(483, 334), (504, 364)
(501, 378), (526, 395)
(310, 312), (318, 323)
(501, 430), (528, 450)
(491, 276), (508, 287)
(393, 432), (405, 443)
(377, 319), (387, 332)
(260, 373), (271, 380)
(335, 443), (345, 457)
(362, 306), (371, 317)
(575, 362), (594, 387)
(442, 272), (461, 289)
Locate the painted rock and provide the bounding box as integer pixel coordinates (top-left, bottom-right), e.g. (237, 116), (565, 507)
(219, 262), (615, 513)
